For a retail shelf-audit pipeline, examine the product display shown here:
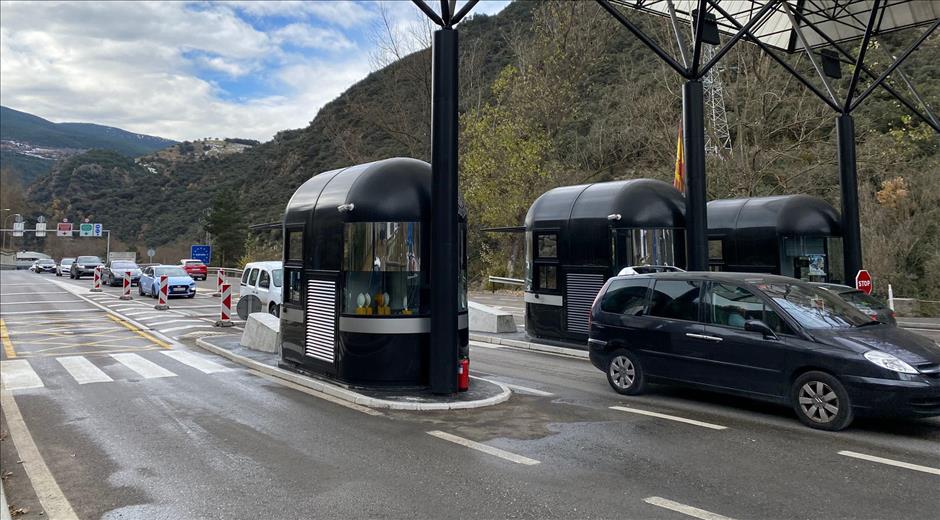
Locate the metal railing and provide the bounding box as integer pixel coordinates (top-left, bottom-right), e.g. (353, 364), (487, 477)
(488, 276), (524, 287)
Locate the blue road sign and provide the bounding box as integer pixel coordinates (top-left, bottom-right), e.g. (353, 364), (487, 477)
(191, 245), (211, 264)
(93, 223), (103, 237)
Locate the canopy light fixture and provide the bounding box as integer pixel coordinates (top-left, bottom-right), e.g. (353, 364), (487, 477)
(692, 9), (720, 46)
(337, 203), (355, 213)
(607, 214), (622, 221)
(820, 48), (842, 79)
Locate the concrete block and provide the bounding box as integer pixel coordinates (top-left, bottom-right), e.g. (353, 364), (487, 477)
(468, 301), (516, 333)
(240, 312), (281, 353)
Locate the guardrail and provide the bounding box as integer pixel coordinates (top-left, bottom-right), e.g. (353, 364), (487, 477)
(488, 276), (524, 287)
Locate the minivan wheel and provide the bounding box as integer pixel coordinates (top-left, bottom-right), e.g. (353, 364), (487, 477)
(606, 350), (645, 395)
(791, 371), (853, 431)
(269, 303), (280, 317)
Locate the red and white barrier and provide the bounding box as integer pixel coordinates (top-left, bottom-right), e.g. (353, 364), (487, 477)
(213, 268), (225, 297)
(215, 282), (234, 327)
(91, 266), (102, 292)
(119, 271), (132, 300)
(154, 274), (169, 310)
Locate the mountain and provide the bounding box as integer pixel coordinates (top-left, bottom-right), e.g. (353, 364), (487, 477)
(23, 1), (940, 298)
(1, 105), (176, 183)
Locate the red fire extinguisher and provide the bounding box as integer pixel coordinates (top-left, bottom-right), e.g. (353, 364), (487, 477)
(458, 357), (470, 392)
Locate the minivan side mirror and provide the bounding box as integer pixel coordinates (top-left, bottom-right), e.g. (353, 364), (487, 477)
(744, 319), (778, 340)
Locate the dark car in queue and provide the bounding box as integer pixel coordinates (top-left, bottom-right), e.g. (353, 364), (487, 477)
(101, 260), (142, 286)
(588, 272), (940, 431)
(70, 255), (104, 279)
(814, 282), (897, 326)
(31, 258), (56, 273)
(139, 266), (196, 298)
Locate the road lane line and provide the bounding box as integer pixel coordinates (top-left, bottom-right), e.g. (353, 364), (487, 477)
(161, 324), (219, 333)
(0, 360), (43, 390)
(107, 314), (171, 349)
(57, 356), (114, 384)
(1, 319), (16, 358)
(838, 450), (940, 476)
(610, 406), (727, 430)
(0, 283), (57, 287)
(499, 382), (553, 396)
(110, 353), (176, 379)
(0, 309), (104, 315)
(0, 291), (71, 296)
(0, 390), (79, 519)
(427, 430), (540, 465)
(644, 497), (734, 520)
(0, 300), (85, 305)
(160, 350), (231, 374)
(146, 319), (205, 327)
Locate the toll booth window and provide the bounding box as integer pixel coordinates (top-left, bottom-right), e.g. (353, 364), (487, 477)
(708, 240), (723, 261)
(601, 279), (650, 316)
(536, 233), (557, 259)
(285, 269), (302, 304)
(537, 265), (557, 291)
(342, 222), (424, 316)
(459, 222), (468, 312)
(524, 231), (533, 291)
(649, 280), (701, 321)
(287, 229), (303, 262)
(630, 229), (676, 266)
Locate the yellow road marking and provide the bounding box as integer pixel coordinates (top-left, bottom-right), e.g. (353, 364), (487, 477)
(107, 314), (171, 349)
(1, 318), (16, 358)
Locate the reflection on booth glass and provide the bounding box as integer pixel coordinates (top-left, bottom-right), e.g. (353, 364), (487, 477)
(343, 222), (423, 316)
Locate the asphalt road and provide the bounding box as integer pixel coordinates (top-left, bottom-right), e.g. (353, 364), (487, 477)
(2, 270), (939, 519)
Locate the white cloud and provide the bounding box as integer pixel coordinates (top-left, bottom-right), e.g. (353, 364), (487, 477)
(0, 0), (512, 142)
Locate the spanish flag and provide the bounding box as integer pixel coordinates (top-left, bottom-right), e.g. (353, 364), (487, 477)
(673, 124), (685, 193)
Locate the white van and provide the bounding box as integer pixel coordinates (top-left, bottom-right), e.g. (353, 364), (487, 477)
(240, 261), (283, 316)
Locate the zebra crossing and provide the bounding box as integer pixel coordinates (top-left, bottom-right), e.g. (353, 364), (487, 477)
(1, 351), (233, 390)
(82, 290), (246, 339)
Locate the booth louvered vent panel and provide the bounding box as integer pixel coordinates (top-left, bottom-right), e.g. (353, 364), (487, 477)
(305, 279), (336, 363)
(566, 273), (605, 334)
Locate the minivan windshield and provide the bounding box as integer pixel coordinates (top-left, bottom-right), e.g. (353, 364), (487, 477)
(757, 282), (871, 329)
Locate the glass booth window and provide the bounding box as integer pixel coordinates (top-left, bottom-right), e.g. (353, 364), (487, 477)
(631, 229), (676, 266)
(536, 233), (557, 259)
(343, 222), (423, 315)
(287, 229), (303, 262)
(537, 265), (557, 291)
(285, 269), (302, 304)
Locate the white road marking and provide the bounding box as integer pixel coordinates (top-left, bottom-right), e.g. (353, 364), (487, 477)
(427, 430), (540, 465)
(0, 291), (71, 296)
(161, 324), (220, 333)
(146, 319), (205, 327)
(500, 382), (553, 396)
(0, 283), (57, 287)
(0, 360), (44, 390)
(170, 304), (224, 309)
(610, 406), (727, 430)
(469, 342), (502, 350)
(838, 450), (940, 476)
(160, 350), (231, 374)
(110, 353), (176, 379)
(644, 497), (734, 520)
(0, 309), (102, 315)
(110, 305), (145, 310)
(0, 390), (79, 519)
(0, 300), (85, 305)
(123, 311), (169, 318)
(56, 356), (114, 384)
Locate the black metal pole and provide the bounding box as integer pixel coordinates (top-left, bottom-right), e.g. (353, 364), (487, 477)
(429, 28), (459, 394)
(837, 114), (863, 283)
(683, 80), (708, 271)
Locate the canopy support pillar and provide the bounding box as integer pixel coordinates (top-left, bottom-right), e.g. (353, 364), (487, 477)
(429, 27), (459, 394)
(837, 114), (862, 283)
(683, 80), (708, 271)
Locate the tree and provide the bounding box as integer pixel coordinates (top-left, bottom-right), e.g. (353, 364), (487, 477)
(205, 190), (244, 266)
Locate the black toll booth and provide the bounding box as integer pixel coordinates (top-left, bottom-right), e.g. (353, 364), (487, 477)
(524, 179), (686, 342)
(706, 195), (844, 284)
(279, 158), (469, 387)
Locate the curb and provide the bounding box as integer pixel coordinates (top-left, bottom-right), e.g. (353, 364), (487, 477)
(898, 322), (940, 331)
(194, 337), (511, 411)
(469, 333), (589, 359)
(1, 481), (11, 520)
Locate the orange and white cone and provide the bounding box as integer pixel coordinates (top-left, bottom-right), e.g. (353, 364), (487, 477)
(215, 283), (234, 327)
(154, 274), (169, 310)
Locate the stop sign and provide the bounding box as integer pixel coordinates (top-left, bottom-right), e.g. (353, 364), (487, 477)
(855, 270), (873, 295)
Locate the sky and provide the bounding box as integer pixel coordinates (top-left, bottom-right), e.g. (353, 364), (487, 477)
(0, 0), (510, 142)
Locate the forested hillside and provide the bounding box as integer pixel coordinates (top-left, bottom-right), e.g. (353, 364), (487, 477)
(23, 1), (940, 298)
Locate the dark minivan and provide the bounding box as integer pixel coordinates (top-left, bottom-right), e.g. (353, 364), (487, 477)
(588, 272), (940, 430)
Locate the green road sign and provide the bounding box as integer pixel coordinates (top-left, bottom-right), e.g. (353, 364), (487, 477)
(79, 223), (94, 237)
